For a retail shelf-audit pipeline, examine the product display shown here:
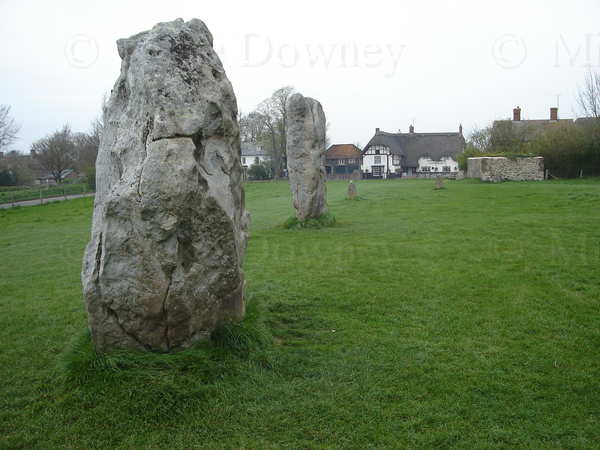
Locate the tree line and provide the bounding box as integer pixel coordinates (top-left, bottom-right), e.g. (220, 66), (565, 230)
(0, 104), (104, 187)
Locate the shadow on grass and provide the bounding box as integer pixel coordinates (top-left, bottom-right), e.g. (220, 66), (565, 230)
(56, 298), (275, 424)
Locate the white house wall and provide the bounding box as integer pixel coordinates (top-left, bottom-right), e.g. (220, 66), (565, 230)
(417, 156), (459, 173)
(361, 147), (402, 178)
(242, 155), (270, 167)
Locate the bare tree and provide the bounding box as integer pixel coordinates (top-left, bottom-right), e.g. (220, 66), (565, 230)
(239, 111), (267, 144)
(75, 117), (104, 172)
(0, 105), (21, 152)
(578, 70), (600, 118)
(468, 126), (492, 152)
(255, 101), (283, 176)
(255, 86), (294, 178)
(271, 86), (294, 141)
(31, 125), (76, 183)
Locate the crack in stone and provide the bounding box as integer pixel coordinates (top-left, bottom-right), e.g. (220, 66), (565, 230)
(137, 117), (154, 200)
(162, 268), (175, 351)
(151, 133), (194, 142)
(105, 305), (152, 351)
(93, 232), (103, 283)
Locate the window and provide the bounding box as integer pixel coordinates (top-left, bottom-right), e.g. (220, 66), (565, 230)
(443, 166), (450, 172)
(421, 167), (431, 172)
(369, 145), (389, 155)
(392, 155), (401, 166)
(254, 157), (259, 164)
(374, 155), (381, 164)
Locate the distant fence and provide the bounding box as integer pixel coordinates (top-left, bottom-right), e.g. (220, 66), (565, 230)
(0, 184), (94, 207)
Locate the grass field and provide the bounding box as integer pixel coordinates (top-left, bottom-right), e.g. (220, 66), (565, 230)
(1, 178), (599, 449)
(0, 183), (92, 204)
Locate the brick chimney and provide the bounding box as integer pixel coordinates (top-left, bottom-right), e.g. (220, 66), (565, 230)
(375, 127), (380, 134)
(513, 107), (521, 121)
(459, 124), (463, 135)
(550, 107), (558, 121)
(409, 124), (415, 133)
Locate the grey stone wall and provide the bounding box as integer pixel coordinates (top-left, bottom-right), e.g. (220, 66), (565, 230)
(467, 157), (544, 182)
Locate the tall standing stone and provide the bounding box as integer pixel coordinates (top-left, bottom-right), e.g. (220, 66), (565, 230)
(81, 19), (249, 352)
(286, 93), (328, 221)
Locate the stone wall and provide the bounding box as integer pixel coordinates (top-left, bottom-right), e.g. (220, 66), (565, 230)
(467, 157), (544, 182)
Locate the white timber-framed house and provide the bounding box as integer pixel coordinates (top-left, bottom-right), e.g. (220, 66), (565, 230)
(361, 125), (465, 178)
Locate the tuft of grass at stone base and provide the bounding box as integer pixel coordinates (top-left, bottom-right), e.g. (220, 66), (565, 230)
(283, 212), (336, 229)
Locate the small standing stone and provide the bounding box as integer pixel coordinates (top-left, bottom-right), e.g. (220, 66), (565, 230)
(286, 93), (328, 221)
(347, 180), (358, 199)
(435, 176), (444, 190)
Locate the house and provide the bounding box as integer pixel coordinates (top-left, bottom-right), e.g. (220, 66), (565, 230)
(361, 125), (465, 178)
(492, 107), (573, 142)
(325, 144), (362, 179)
(241, 143), (270, 169)
(35, 168), (80, 184)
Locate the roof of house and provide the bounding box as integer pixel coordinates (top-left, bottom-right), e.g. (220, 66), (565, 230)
(574, 117), (600, 126)
(241, 142), (269, 157)
(363, 131), (465, 167)
(325, 144), (362, 160)
(493, 118), (573, 137)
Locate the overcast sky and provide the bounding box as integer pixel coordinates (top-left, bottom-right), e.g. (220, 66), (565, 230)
(1, 0), (599, 152)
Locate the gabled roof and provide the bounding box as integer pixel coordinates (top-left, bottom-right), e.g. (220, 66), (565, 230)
(363, 131), (465, 167)
(325, 144), (362, 160)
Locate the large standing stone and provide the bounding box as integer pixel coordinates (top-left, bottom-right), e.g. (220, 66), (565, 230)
(81, 18), (249, 352)
(285, 93), (328, 221)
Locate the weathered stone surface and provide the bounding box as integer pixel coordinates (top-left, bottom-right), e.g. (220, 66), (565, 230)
(81, 18), (249, 352)
(286, 93), (328, 221)
(467, 156), (544, 182)
(347, 180), (358, 199)
(435, 176), (444, 190)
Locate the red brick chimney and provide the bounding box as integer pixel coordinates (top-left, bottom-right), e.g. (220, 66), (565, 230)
(409, 124), (415, 133)
(550, 107), (558, 121)
(513, 107), (521, 121)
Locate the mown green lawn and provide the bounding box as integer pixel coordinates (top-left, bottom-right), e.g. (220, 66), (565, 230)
(1, 179), (599, 449)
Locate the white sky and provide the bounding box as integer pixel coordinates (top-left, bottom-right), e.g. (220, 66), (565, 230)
(1, 0), (599, 152)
